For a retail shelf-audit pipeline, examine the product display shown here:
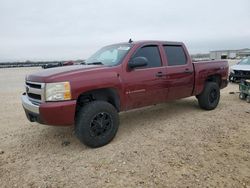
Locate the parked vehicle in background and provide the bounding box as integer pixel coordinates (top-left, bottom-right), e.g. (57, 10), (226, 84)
(42, 61), (75, 69)
(229, 57), (250, 82)
(22, 40), (229, 148)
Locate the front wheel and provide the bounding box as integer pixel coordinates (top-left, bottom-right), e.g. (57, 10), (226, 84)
(75, 101), (119, 148)
(197, 82), (220, 110)
(246, 96), (250, 103)
(229, 75), (233, 82)
(239, 93), (246, 100)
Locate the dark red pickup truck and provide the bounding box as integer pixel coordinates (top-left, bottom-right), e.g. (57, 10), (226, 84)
(22, 40), (229, 147)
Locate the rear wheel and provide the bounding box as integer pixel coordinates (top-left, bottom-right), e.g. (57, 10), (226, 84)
(197, 82), (220, 110)
(75, 101), (119, 148)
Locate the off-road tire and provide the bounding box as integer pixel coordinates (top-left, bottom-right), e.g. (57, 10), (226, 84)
(197, 82), (220, 110)
(75, 101), (119, 148)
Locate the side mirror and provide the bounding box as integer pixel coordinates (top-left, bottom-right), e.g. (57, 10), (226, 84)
(128, 57), (148, 69)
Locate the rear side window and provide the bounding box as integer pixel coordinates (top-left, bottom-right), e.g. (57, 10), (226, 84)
(164, 45), (187, 66)
(132, 46), (162, 68)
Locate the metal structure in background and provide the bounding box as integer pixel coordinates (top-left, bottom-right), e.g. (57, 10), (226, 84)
(210, 48), (250, 60)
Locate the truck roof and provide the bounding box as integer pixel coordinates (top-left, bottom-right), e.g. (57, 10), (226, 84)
(113, 40), (184, 46)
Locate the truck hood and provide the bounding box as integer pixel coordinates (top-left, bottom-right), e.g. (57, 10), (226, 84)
(26, 65), (104, 83)
(231, 64), (250, 71)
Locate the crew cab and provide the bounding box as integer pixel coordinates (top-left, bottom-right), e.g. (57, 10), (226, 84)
(21, 40), (229, 147)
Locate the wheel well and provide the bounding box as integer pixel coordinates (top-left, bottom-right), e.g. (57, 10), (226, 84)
(206, 75), (222, 87)
(76, 88), (120, 114)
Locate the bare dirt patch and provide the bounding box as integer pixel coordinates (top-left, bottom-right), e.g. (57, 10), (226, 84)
(0, 67), (249, 187)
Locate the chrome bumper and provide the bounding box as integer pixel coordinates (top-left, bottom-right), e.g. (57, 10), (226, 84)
(21, 94), (39, 114)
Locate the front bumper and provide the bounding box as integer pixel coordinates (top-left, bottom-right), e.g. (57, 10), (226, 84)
(229, 72), (250, 80)
(22, 94), (42, 123)
(21, 94), (77, 126)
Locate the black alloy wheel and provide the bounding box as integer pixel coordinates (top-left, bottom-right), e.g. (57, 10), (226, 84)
(89, 112), (113, 137)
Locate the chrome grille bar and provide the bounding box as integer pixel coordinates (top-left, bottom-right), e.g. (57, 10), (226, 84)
(25, 81), (45, 104)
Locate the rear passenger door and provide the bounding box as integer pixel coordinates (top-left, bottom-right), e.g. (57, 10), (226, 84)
(124, 45), (168, 109)
(163, 45), (194, 100)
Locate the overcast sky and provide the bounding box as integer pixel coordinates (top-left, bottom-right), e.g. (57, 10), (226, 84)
(0, 0), (250, 62)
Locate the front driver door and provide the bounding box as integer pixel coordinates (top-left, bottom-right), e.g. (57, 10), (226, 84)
(123, 45), (168, 110)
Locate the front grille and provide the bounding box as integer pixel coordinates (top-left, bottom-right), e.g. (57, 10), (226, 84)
(25, 81), (45, 104)
(27, 93), (41, 100)
(26, 82), (42, 89)
(234, 70), (250, 76)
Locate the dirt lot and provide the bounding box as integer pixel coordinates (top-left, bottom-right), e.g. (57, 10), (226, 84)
(0, 66), (249, 188)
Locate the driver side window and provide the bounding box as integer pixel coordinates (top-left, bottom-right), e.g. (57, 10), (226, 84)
(132, 45), (162, 68)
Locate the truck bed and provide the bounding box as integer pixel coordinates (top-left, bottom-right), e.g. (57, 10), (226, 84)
(192, 60), (229, 96)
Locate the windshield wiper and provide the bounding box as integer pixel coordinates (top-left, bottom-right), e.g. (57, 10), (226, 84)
(86, 62), (103, 65)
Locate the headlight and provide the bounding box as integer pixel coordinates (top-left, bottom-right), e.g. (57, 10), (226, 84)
(45, 82), (71, 101)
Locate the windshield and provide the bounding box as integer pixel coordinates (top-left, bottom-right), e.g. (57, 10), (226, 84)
(238, 57), (250, 65)
(85, 44), (132, 66)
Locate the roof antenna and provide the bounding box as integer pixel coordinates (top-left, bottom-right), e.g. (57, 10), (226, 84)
(128, 38), (133, 43)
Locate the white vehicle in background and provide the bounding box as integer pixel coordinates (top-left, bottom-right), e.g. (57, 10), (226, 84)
(229, 57), (250, 82)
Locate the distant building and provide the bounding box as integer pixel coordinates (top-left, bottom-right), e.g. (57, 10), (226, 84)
(210, 48), (250, 60)
(191, 53), (210, 62)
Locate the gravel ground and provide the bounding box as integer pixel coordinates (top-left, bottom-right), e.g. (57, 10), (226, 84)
(0, 66), (249, 188)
